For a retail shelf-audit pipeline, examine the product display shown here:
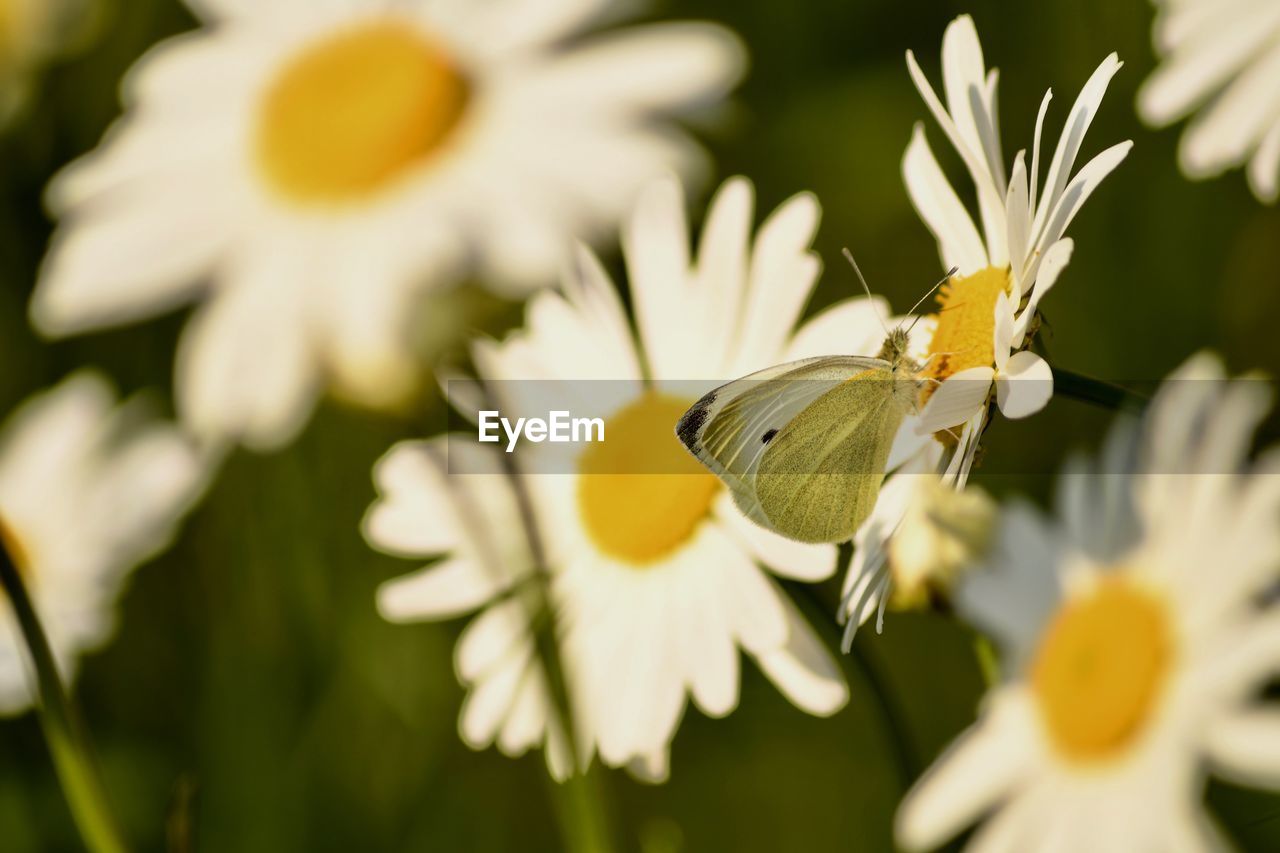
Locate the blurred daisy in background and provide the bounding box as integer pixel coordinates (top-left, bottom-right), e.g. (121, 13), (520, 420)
(841, 15), (1131, 635)
(0, 372), (205, 713)
(363, 436), (579, 778)
(32, 0), (744, 451)
(0, 0), (96, 127)
(371, 174), (883, 780)
(897, 352), (1280, 852)
(1138, 0), (1280, 202)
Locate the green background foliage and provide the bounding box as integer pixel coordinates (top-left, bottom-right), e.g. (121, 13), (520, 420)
(2, 0), (1279, 849)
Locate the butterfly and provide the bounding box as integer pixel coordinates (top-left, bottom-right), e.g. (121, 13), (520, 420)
(675, 254), (950, 544)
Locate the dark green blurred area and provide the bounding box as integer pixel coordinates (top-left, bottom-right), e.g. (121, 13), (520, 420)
(2, 0), (1280, 850)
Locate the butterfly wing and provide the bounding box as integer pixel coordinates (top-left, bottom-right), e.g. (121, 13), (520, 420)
(754, 366), (910, 543)
(676, 356), (888, 531)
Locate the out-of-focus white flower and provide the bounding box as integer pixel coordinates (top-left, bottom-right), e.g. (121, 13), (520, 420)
(368, 175), (872, 780)
(32, 0), (745, 451)
(1138, 0), (1280, 202)
(0, 372), (206, 714)
(897, 352), (1280, 853)
(882, 475), (995, 611)
(841, 15), (1130, 633)
(0, 0), (94, 126)
(363, 436), (578, 778)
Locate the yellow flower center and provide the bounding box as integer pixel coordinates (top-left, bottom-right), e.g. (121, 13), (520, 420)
(0, 2), (15, 58)
(577, 393), (721, 566)
(0, 514), (31, 582)
(921, 266), (1011, 397)
(1030, 576), (1172, 762)
(255, 21), (470, 205)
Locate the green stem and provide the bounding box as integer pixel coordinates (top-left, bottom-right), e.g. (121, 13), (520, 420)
(1050, 366), (1148, 413)
(786, 563), (919, 788)
(972, 633), (1000, 689)
(492, 419), (615, 853)
(846, 633), (920, 785)
(0, 536), (129, 853)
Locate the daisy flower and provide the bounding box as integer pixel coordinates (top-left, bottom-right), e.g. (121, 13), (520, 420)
(897, 352), (1280, 852)
(369, 175), (877, 779)
(0, 372), (205, 714)
(1138, 0), (1280, 202)
(840, 15), (1131, 634)
(31, 0), (744, 451)
(0, 0), (93, 126)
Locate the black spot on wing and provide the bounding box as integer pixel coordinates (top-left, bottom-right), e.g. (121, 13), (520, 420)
(675, 390), (716, 452)
(761, 428), (778, 444)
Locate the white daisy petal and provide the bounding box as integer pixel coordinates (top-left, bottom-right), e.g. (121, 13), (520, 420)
(916, 366), (995, 434)
(523, 23), (745, 114)
(32, 189), (229, 335)
(940, 14), (995, 185)
(896, 694), (1038, 853)
(728, 191), (823, 373)
(79, 421), (207, 572)
(784, 295), (893, 362)
(956, 500), (1062, 665)
(995, 351), (1053, 419)
(1031, 53), (1123, 242)
(753, 597), (848, 716)
(497, 675), (548, 756)
(903, 124), (989, 274)
(725, 561), (790, 655)
(906, 44), (1007, 259)
(626, 176), (695, 380)
(1180, 44), (1280, 174)
(455, 599), (530, 685)
(1206, 709), (1280, 789)
(459, 654), (526, 749)
(992, 290), (1015, 372)
(1004, 151), (1031, 284)
(363, 442), (461, 556)
(0, 373), (204, 716)
(1013, 238), (1073, 346)
(683, 568), (740, 717)
(1034, 141), (1133, 257)
(175, 261), (320, 451)
(1138, 5), (1280, 125)
(1028, 90), (1053, 215)
(1140, 0), (1280, 200)
(692, 176), (753, 355)
(1247, 118), (1280, 202)
(376, 557), (502, 622)
(443, 0), (611, 56)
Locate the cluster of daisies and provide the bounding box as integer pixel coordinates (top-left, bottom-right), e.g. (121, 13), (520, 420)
(3, 1), (1280, 851)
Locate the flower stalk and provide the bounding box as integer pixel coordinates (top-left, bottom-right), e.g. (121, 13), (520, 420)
(485, 385), (616, 853)
(0, 533), (129, 853)
(1051, 366), (1149, 412)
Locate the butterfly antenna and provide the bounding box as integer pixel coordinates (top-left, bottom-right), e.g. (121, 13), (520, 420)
(842, 248), (891, 337)
(904, 267), (959, 333)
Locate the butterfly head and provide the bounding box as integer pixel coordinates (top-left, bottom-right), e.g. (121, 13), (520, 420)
(878, 327), (911, 364)
(880, 326), (926, 412)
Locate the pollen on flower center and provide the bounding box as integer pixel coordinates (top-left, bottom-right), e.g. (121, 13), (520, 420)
(921, 266), (1011, 399)
(255, 21), (470, 204)
(577, 393), (721, 566)
(1030, 576), (1172, 762)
